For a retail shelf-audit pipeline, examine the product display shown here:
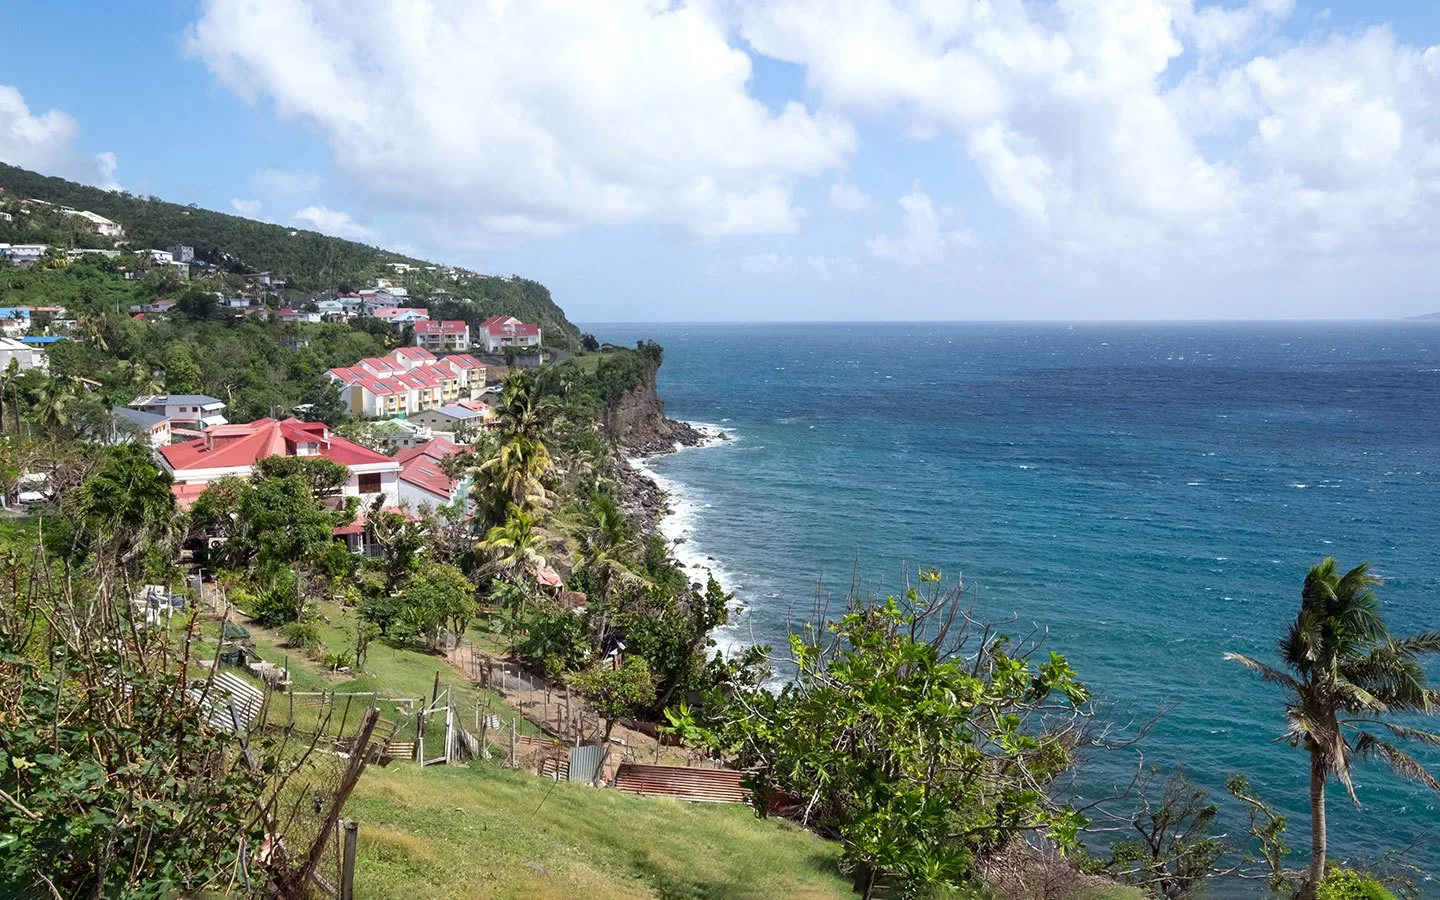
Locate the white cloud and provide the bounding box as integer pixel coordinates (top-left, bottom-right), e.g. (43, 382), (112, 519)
(711, 251), (860, 280)
(868, 188), (975, 264)
(291, 205), (379, 242)
(94, 151), (121, 190)
(806, 254), (860, 279)
(829, 181), (873, 211)
(741, 0), (1440, 261)
(0, 84), (117, 186)
(252, 168), (320, 195)
(187, 0), (854, 241)
(231, 198), (262, 217)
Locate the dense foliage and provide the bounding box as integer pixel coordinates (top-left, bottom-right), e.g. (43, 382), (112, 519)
(709, 574), (1092, 898)
(1, 162), (580, 345)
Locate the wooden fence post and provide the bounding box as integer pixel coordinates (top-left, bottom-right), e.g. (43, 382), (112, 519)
(290, 709), (379, 897)
(339, 819), (358, 900)
(509, 717), (517, 768)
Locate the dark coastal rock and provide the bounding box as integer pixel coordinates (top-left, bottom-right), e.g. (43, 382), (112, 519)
(602, 355), (706, 453)
(614, 455), (666, 538)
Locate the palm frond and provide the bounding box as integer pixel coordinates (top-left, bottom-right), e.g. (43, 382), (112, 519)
(1224, 653), (1301, 692)
(1373, 721), (1440, 747)
(1389, 631), (1440, 658)
(1354, 731), (1440, 794)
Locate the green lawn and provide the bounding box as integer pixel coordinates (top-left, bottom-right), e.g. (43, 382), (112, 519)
(344, 762), (852, 900)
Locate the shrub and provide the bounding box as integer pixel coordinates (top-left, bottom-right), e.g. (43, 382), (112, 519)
(248, 583), (301, 627)
(322, 649), (354, 672)
(1316, 867), (1396, 900)
(280, 619), (320, 651)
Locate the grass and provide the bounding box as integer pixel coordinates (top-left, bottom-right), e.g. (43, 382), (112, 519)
(344, 762), (852, 900)
(215, 597), (1146, 900)
(230, 597), (543, 738)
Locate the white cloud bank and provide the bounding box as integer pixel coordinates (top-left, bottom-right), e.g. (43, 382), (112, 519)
(185, 0), (1440, 291)
(187, 0), (853, 240)
(868, 188), (976, 264)
(741, 0), (1440, 259)
(0, 84), (118, 187)
(291, 205), (379, 243)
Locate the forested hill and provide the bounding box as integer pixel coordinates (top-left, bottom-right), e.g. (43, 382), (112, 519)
(0, 162), (580, 345)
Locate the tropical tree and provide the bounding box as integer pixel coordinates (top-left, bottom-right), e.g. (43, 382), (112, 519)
(67, 442), (178, 576)
(471, 369), (556, 531)
(480, 507), (546, 581)
(1226, 558), (1440, 898)
(393, 561), (477, 650)
(0, 358), (21, 434)
(29, 377), (74, 436)
(577, 492), (646, 600)
(713, 573), (1093, 898)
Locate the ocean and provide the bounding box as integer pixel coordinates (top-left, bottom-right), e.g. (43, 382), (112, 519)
(592, 321), (1440, 884)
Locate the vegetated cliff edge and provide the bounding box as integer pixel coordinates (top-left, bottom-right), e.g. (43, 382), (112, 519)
(599, 345), (705, 531)
(600, 343), (704, 455)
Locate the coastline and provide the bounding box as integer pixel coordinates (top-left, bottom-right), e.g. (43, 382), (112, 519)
(621, 420), (749, 652)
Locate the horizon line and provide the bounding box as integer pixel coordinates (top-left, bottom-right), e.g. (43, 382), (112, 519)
(579, 316), (1439, 326)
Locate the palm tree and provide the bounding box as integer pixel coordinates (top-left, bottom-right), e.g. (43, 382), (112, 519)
(470, 370), (556, 530)
(480, 507), (547, 581)
(0, 358), (20, 435)
(31, 378), (74, 436)
(578, 493), (647, 600)
(1226, 558), (1440, 897)
(76, 314), (109, 351)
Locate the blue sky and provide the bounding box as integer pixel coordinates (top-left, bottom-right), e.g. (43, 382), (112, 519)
(5, 1), (1440, 321)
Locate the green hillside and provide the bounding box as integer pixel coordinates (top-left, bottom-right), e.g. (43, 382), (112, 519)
(0, 162), (580, 347)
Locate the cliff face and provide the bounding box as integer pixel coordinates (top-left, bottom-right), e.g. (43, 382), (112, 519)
(603, 359), (702, 454)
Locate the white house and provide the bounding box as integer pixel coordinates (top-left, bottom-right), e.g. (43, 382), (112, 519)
(129, 394), (228, 430)
(0, 338), (47, 372)
(395, 437), (469, 508)
(63, 209), (124, 237)
(158, 419), (402, 509)
(1, 244), (48, 267)
(413, 320), (471, 352)
(480, 315), (542, 353)
(111, 406), (173, 449)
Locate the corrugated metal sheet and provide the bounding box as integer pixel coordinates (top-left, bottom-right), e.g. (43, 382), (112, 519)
(568, 745), (607, 784)
(612, 764), (750, 804)
(188, 670), (266, 733)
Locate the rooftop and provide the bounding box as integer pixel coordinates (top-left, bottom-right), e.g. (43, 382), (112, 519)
(131, 394), (226, 408)
(159, 418), (396, 473)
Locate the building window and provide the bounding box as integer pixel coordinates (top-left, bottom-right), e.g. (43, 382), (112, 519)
(358, 473), (383, 494)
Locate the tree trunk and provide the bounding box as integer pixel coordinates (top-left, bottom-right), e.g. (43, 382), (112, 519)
(1305, 751), (1327, 898)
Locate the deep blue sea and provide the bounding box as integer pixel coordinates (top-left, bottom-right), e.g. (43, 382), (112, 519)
(593, 322), (1440, 886)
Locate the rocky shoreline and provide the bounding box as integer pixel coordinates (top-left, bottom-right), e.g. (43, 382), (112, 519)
(613, 417), (707, 538)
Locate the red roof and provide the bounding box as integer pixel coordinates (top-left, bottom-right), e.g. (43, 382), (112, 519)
(443, 354), (484, 370)
(481, 315), (540, 337)
(359, 357), (400, 373)
(415, 320), (468, 335)
(397, 437), (467, 502)
(393, 346), (437, 361)
(159, 418), (395, 473)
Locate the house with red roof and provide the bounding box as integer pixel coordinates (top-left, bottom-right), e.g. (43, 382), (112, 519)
(327, 347), (481, 417)
(157, 418), (401, 508)
(371, 307), (429, 329)
(480, 315), (541, 353)
(414, 319), (471, 353)
(395, 437), (470, 508)
(438, 353), (487, 392)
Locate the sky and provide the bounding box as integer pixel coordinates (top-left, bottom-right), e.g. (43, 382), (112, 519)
(4, 0), (1440, 322)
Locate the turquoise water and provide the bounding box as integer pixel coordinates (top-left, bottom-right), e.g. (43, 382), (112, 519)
(594, 322), (1440, 882)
